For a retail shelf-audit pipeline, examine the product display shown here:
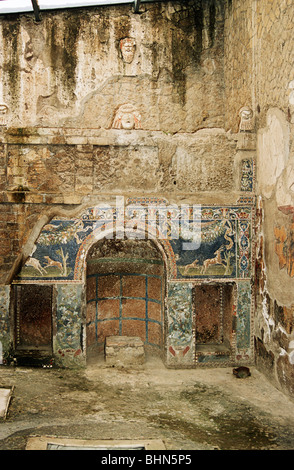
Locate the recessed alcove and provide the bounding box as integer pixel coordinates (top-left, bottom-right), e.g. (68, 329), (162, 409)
(193, 283), (235, 358)
(86, 237), (166, 363)
(12, 284), (54, 367)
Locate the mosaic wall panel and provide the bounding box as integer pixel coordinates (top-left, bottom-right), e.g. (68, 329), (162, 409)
(167, 282), (194, 366)
(11, 202), (254, 368)
(55, 284), (84, 366)
(0, 286), (10, 363)
(240, 158), (254, 192)
(16, 204), (253, 282)
(236, 280), (252, 358)
(173, 206), (252, 280)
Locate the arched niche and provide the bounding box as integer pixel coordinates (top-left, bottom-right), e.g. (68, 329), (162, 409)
(85, 235), (168, 363)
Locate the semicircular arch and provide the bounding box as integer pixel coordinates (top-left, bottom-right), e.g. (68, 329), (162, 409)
(74, 221), (177, 281)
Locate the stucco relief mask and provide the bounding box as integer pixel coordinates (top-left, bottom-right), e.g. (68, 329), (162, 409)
(0, 104), (8, 126)
(120, 38), (136, 64)
(112, 104), (142, 130)
(239, 106), (254, 132)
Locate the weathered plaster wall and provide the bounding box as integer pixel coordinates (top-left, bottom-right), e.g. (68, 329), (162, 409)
(0, 1), (225, 132)
(224, 0), (294, 396)
(0, 0), (291, 393)
(0, 128), (249, 285)
(256, 109), (294, 396)
(224, 0), (254, 133)
(0, 0), (238, 287)
(224, 0), (294, 132)
(0, 0), (258, 371)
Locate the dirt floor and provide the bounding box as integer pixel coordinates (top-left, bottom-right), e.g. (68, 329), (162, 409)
(0, 356), (294, 451)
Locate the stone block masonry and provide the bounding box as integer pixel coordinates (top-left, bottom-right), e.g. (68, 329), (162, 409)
(105, 336), (145, 367)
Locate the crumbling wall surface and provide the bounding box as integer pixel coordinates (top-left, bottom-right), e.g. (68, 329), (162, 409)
(0, 0), (225, 132)
(224, 0), (254, 133)
(224, 0), (294, 133)
(0, 0), (258, 369)
(0, 128), (241, 286)
(224, 0), (294, 396)
(0, 200), (48, 285)
(0, 0), (230, 283)
(255, 0), (294, 398)
(256, 109), (294, 398)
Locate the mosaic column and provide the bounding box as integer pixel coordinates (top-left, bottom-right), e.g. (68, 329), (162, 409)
(236, 280), (252, 361)
(55, 284), (85, 367)
(0, 286), (11, 364)
(166, 282), (194, 367)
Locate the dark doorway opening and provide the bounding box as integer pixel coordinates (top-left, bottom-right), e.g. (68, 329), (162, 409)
(193, 283), (235, 355)
(13, 284), (53, 366)
(86, 238), (166, 364)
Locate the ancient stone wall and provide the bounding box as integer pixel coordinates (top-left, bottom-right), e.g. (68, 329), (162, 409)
(0, 1), (256, 371)
(0, 0), (231, 283)
(0, 1), (225, 132)
(224, 0), (294, 397)
(224, 0), (254, 133)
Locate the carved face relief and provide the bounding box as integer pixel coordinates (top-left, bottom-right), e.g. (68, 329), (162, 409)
(112, 104), (142, 130)
(239, 106), (254, 132)
(0, 104), (8, 126)
(121, 112), (135, 130)
(120, 38), (136, 64)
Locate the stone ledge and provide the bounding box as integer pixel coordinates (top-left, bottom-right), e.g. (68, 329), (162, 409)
(1, 127), (236, 147)
(1, 191), (83, 205)
(105, 335), (145, 367)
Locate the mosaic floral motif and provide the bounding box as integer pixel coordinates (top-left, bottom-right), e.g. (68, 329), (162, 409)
(0, 286), (11, 360)
(240, 159), (254, 192)
(56, 285), (83, 350)
(167, 283), (193, 348)
(238, 220), (251, 278)
(236, 281), (251, 351)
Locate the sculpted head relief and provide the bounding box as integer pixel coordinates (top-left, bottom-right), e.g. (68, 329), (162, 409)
(120, 37), (136, 64)
(239, 106), (254, 132)
(0, 103), (8, 126)
(112, 104), (142, 130)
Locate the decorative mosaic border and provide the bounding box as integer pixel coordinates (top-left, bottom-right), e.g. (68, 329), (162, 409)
(166, 279), (253, 367)
(15, 204), (254, 284)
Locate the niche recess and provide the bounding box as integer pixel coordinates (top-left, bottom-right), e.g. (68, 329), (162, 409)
(86, 238), (166, 362)
(193, 283), (235, 358)
(13, 284), (54, 366)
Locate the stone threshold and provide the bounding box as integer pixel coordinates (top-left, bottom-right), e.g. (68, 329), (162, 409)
(0, 126), (243, 147)
(26, 436), (166, 450)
